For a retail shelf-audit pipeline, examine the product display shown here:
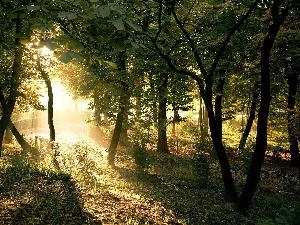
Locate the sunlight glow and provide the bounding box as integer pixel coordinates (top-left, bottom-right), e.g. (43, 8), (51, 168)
(39, 80), (90, 112)
(40, 46), (53, 56)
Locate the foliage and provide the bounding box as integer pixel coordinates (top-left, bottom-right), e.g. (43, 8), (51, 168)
(0, 153), (91, 225)
(258, 202), (300, 225)
(1, 134), (300, 224)
(130, 143), (151, 173)
(193, 153), (210, 188)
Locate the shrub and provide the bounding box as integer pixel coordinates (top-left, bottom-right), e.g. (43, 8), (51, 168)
(130, 144), (151, 173)
(258, 202), (300, 225)
(193, 153), (210, 188)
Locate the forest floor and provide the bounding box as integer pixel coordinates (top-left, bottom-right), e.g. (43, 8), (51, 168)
(0, 126), (299, 225)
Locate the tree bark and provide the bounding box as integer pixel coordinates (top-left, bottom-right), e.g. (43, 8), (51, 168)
(8, 120), (31, 154)
(0, 91), (31, 153)
(119, 111), (130, 146)
(107, 50), (130, 165)
(157, 73), (169, 154)
(0, 14), (23, 156)
(285, 57), (300, 167)
(37, 56), (55, 144)
(205, 77), (237, 201)
(237, 1), (288, 213)
(107, 81), (130, 165)
(238, 83), (259, 150)
(215, 77), (225, 139)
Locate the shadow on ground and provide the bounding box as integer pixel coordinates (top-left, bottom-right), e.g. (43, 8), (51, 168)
(0, 155), (101, 225)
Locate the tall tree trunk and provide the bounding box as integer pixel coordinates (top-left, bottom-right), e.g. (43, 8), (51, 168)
(203, 105), (209, 134)
(107, 82), (130, 165)
(0, 91), (31, 153)
(107, 49), (130, 165)
(119, 111), (130, 146)
(238, 83), (259, 150)
(215, 77), (225, 139)
(198, 97), (203, 133)
(204, 77), (237, 201)
(37, 56), (55, 144)
(157, 73), (169, 154)
(285, 57), (300, 167)
(237, 1), (288, 213)
(0, 14), (23, 156)
(8, 121), (31, 154)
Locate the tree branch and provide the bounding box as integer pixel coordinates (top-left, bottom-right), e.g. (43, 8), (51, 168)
(170, 5), (208, 78)
(151, 38), (206, 101)
(209, 0), (260, 77)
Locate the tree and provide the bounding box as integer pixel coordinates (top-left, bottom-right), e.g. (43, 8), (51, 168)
(107, 50), (131, 166)
(37, 55), (55, 146)
(237, 0), (292, 213)
(0, 8), (25, 156)
(142, 0), (260, 201)
(157, 72), (169, 153)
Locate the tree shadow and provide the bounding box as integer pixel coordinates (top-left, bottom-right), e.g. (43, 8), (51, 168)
(112, 159), (221, 225)
(0, 156), (102, 225)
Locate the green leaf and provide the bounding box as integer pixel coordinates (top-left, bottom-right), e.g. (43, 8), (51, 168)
(126, 20), (142, 32)
(27, 6), (41, 11)
(69, 52), (84, 62)
(130, 41), (140, 48)
(98, 6), (110, 18)
(59, 52), (72, 64)
(58, 12), (78, 20)
(110, 18), (125, 31)
(67, 38), (84, 51)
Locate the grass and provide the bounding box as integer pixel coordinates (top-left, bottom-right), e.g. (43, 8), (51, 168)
(0, 138), (299, 225)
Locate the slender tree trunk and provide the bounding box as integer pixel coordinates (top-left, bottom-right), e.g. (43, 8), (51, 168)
(199, 97), (209, 137)
(198, 97), (203, 133)
(237, 1), (288, 213)
(203, 105), (209, 134)
(107, 49), (130, 165)
(119, 111), (130, 146)
(0, 15), (23, 156)
(107, 82), (130, 165)
(285, 57), (300, 167)
(0, 91), (31, 153)
(205, 77), (237, 201)
(8, 121), (31, 154)
(37, 56), (55, 144)
(215, 77), (225, 139)
(157, 73), (169, 154)
(238, 83), (259, 150)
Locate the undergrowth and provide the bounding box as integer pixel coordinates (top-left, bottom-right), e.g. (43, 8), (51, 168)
(1, 137), (299, 225)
